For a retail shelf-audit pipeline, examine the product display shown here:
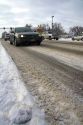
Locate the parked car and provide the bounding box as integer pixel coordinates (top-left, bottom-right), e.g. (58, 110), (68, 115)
(72, 35), (83, 41)
(9, 27), (43, 46)
(42, 32), (53, 40)
(4, 33), (10, 41)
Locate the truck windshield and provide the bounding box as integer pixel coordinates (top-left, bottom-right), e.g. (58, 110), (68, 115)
(15, 27), (33, 33)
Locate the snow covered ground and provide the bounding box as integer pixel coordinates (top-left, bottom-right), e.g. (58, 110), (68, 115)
(44, 38), (83, 43)
(59, 38), (72, 41)
(0, 42), (46, 125)
(59, 38), (82, 42)
(27, 45), (83, 72)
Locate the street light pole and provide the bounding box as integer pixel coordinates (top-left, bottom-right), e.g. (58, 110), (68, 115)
(52, 16), (54, 35)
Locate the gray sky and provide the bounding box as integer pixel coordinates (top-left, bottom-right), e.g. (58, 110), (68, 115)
(0, 0), (83, 32)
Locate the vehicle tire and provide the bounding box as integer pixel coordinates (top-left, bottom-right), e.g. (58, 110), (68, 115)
(36, 41), (41, 45)
(42, 36), (44, 40)
(10, 41), (13, 45)
(56, 37), (58, 40)
(72, 38), (74, 41)
(81, 38), (83, 41)
(14, 38), (19, 46)
(54, 37), (55, 40)
(49, 36), (52, 40)
(5, 39), (7, 41)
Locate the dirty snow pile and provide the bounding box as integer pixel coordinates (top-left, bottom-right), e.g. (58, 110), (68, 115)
(0, 42), (46, 125)
(59, 38), (72, 41)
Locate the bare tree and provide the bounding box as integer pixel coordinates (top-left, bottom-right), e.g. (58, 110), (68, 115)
(36, 23), (65, 35)
(38, 24), (50, 32)
(69, 26), (83, 36)
(25, 24), (32, 28)
(36, 25), (45, 34)
(53, 23), (65, 36)
(35, 24), (50, 34)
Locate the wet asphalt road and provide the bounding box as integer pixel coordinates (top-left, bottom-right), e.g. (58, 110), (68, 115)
(1, 39), (83, 125)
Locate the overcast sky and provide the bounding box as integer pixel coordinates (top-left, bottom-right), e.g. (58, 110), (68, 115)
(0, 0), (83, 32)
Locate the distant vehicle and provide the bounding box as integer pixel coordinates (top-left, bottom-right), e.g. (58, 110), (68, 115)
(4, 33), (10, 41)
(42, 32), (53, 40)
(61, 34), (70, 39)
(42, 32), (60, 40)
(53, 35), (59, 40)
(9, 27), (43, 46)
(72, 35), (83, 41)
(52, 33), (59, 40)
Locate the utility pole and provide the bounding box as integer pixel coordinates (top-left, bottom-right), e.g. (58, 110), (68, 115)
(52, 16), (54, 35)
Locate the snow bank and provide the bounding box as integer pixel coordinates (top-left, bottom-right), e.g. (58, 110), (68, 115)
(59, 38), (72, 41)
(0, 42), (46, 125)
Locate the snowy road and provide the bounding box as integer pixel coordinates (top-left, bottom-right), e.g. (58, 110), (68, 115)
(0, 42), (46, 125)
(1, 39), (83, 125)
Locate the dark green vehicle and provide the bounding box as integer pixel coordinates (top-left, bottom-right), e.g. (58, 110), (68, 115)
(10, 27), (43, 46)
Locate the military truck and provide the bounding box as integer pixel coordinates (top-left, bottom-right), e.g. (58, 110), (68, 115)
(9, 27), (43, 46)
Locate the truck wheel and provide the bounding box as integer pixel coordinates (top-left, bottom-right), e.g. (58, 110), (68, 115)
(49, 36), (52, 40)
(54, 37), (55, 39)
(14, 39), (19, 46)
(5, 39), (7, 41)
(72, 38), (74, 41)
(56, 38), (58, 40)
(81, 38), (83, 41)
(10, 41), (13, 45)
(36, 41), (41, 45)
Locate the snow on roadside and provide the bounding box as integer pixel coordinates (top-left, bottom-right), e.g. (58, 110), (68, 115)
(28, 45), (83, 72)
(44, 38), (72, 41)
(0, 42), (46, 125)
(45, 38), (83, 43)
(59, 38), (72, 41)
